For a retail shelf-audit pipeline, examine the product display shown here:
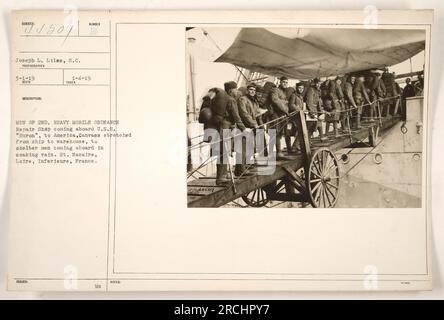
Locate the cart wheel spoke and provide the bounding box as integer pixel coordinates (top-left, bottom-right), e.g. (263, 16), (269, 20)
(311, 181), (323, 194)
(326, 181), (339, 189)
(319, 185), (325, 208)
(314, 155), (323, 176)
(321, 185), (327, 208)
(317, 185), (323, 207)
(323, 153), (333, 175)
(314, 183), (323, 206)
(325, 183), (337, 201)
(322, 150), (329, 173)
(310, 170), (322, 179)
(324, 185), (333, 206)
(325, 160), (337, 177)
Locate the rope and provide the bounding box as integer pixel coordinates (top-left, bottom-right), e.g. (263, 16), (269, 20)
(187, 96), (400, 144)
(217, 118), (290, 198)
(340, 127), (388, 178)
(188, 96), (400, 185)
(187, 154), (214, 179)
(306, 95), (400, 116)
(201, 28), (249, 83)
(187, 111), (299, 152)
(189, 133), (204, 140)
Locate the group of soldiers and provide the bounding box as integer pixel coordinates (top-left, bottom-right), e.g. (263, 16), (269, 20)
(198, 71), (423, 185)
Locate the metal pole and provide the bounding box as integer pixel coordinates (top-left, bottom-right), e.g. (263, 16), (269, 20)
(346, 107), (352, 143)
(377, 100), (383, 127)
(189, 53), (197, 122)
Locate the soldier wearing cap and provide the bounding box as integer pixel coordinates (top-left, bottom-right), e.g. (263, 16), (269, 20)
(261, 81), (276, 119)
(254, 84), (270, 157)
(343, 74), (359, 129)
(415, 73), (424, 96)
(376, 71), (387, 100)
(288, 82), (306, 150)
(353, 74), (371, 127)
(255, 85), (269, 125)
(278, 76), (296, 101)
(364, 72), (383, 122)
(267, 81), (290, 158)
(238, 84), (261, 129)
(322, 77), (344, 137)
(335, 76), (349, 133)
(235, 83), (263, 176)
(206, 82), (246, 186)
(403, 77), (416, 98)
(255, 85), (266, 108)
(382, 71), (401, 117)
(223, 81), (246, 131)
(289, 82), (305, 113)
(371, 71), (387, 119)
(306, 78), (326, 141)
(402, 77), (416, 119)
(198, 95), (215, 130)
(278, 76), (297, 153)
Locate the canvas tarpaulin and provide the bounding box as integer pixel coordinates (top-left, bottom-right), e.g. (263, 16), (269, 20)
(215, 28), (425, 79)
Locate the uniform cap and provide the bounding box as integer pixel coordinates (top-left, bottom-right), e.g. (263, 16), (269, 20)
(224, 81), (238, 92)
(255, 85), (264, 93)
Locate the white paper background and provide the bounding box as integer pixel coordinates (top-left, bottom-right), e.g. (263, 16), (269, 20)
(1, 0), (443, 299)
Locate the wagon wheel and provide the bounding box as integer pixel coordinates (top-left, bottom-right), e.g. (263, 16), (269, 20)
(242, 188), (269, 207)
(306, 147), (340, 208)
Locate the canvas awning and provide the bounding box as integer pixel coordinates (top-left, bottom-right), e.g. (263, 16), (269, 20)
(215, 28), (425, 79)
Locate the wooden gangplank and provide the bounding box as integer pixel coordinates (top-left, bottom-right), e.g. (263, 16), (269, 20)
(187, 116), (401, 207)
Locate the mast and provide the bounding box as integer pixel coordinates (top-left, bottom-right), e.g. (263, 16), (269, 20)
(187, 36), (197, 123)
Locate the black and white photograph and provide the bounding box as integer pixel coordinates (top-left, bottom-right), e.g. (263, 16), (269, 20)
(186, 27), (427, 208)
(3, 8), (437, 294)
